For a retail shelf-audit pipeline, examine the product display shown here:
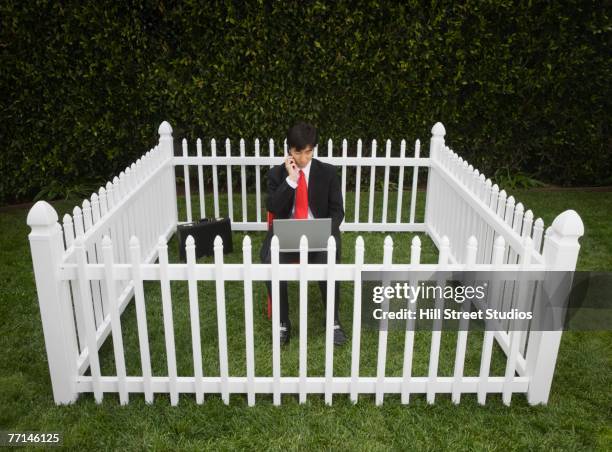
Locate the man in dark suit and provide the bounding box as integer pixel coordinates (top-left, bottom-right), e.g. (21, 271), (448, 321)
(260, 122), (347, 346)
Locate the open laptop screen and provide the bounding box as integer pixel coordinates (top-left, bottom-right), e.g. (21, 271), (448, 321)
(272, 218), (332, 252)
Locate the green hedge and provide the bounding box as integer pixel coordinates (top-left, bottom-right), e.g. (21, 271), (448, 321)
(1, 0), (610, 204)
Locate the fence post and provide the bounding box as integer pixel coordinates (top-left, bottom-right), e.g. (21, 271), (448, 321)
(526, 209), (584, 405)
(424, 122), (446, 230)
(158, 121), (178, 229)
(27, 201), (78, 404)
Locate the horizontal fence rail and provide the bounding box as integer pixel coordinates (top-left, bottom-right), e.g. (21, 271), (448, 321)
(27, 121), (584, 406)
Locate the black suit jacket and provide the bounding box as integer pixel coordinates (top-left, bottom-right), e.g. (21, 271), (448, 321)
(259, 158), (344, 262)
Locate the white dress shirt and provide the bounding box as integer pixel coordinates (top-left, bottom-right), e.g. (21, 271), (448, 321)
(286, 160), (314, 219)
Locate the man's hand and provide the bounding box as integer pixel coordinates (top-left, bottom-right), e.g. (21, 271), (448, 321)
(284, 156), (299, 183)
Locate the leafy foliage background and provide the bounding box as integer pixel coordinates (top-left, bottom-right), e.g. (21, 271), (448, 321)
(1, 0), (610, 204)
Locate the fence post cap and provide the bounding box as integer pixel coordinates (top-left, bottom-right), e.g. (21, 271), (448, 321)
(551, 209), (584, 239)
(431, 122), (446, 137)
(158, 121), (173, 136)
(27, 201), (58, 227)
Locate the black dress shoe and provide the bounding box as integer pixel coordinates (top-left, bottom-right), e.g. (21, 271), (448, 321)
(333, 321), (347, 346)
(279, 322), (291, 345)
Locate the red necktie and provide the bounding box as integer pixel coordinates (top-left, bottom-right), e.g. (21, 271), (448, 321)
(294, 170), (308, 219)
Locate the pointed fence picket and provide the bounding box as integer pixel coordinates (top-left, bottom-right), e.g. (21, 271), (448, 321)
(368, 140), (377, 225)
(350, 236), (365, 403)
(129, 237), (153, 404)
(426, 236), (450, 404)
(324, 236), (337, 405)
(186, 236), (204, 404)
(243, 236), (256, 406)
(270, 235), (281, 406)
(375, 235), (394, 406)
(299, 235), (309, 404)
(225, 139), (233, 222)
(401, 236), (421, 404)
(197, 139), (206, 219)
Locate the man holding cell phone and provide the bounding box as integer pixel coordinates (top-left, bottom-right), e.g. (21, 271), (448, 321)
(260, 122), (346, 346)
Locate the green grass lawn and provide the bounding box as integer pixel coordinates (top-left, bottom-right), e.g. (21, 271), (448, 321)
(1, 189), (611, 450)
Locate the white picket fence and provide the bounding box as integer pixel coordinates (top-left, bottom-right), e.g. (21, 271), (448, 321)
(27, 122), (584, 406)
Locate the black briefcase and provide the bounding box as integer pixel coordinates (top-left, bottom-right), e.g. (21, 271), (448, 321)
(177, 218), (233, 261)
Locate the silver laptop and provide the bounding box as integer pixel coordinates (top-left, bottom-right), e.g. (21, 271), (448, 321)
(273, 218), (332, 252)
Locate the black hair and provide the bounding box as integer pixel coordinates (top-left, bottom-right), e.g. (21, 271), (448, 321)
(286, 122), (318, 151)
